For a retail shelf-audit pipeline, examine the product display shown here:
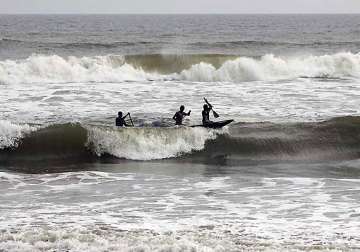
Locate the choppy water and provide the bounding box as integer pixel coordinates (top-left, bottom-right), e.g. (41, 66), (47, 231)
(1, 14), (360, 251)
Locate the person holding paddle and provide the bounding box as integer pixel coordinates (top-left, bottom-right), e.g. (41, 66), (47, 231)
(190, 98), (233, 128)
(202, 98), (219, 126)
(116, 111), (134, 127)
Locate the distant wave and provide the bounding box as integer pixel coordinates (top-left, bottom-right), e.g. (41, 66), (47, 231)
(2, 37), (360, 49)
(0, 38), (156, 49)
(2, 116), (360, 166)
(190, 40), (360, 48)
(0, 54), (160, 84)
(177, 53), (360, 82)
(0, 52), (360, 84)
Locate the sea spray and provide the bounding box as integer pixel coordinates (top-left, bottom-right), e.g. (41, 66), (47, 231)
(86, 126), (223, 160)
(1, 53), (360, 84)
(0, 54), (160, 84)
(178, 53), (360, 82)
(0, 120), (36, 149)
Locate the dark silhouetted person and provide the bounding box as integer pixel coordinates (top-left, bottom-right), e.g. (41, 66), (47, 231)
(116, 111), (132, 127)
(173, 105), (191, 125)
(202, 104), (212, 125)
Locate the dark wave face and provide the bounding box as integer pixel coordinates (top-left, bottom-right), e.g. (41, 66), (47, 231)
(123, 54), (238, 74)
(0, 124), (97, 172)
(2, 116), (360, 172)
(192, 117), (360, 162)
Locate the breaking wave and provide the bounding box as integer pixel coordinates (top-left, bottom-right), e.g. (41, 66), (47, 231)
(0, 123), (223, 162)
(0, 120), (37, 149)
(178, 53), (360, 82)
(2, 116), (360, 167)
(0, 54), (160, 84)
(87, 126), (220, 160)
(1, 52), (360, 84)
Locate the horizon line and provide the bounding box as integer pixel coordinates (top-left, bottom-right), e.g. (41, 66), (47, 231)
(1, 12), (360, 15)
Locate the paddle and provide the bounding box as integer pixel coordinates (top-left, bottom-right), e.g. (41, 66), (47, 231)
(125, 113), (135, 127)
(204, 98), (220, 118)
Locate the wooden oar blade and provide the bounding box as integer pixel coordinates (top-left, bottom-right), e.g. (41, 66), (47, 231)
(213, 110), (220, 118)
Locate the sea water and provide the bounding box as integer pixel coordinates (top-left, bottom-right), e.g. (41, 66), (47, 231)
(1, 14), (360, 251)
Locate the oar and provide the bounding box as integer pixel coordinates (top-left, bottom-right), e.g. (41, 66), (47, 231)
(204, 98), (220, 118)
(124, 112), (134, 127)
(128, 113), (135, 127)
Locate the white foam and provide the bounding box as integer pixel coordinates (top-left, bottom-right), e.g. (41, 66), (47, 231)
(0, 120), (37, 149)
(0, 171), (22, 179)
(86, 126), (222, 160)
(0, 54), (161, 84)
(178, 52), (360, 82)
(194, 177), (231, 190)
(0, 228), (262, 252)
(1, 53), (360, 85)
(1, 171), (360, 251)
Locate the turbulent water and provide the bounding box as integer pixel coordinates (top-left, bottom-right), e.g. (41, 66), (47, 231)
(1, 14), (360, 251)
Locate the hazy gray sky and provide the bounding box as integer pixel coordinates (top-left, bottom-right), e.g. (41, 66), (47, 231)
(1, 0), (360, 14)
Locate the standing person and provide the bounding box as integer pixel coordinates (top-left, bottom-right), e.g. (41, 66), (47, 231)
(202, 103), (213, 126)
(173, 105), (191, 125)
(116, 111), (133, 127)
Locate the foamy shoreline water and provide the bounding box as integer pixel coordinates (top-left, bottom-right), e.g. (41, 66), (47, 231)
(1, 171), (360, 251)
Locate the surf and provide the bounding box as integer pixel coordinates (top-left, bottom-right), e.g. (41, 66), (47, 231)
(2, 116), (360, 169)
(1, 52), (360, 85)
(0, 122), (224, 163)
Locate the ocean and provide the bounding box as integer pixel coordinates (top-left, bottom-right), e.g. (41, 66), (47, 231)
(1, 14), (360, 251)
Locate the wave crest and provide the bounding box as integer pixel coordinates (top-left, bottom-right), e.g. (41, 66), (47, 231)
(178, 53), (360, 82)
(1, 52), (360, 84)
(2, 117), (360, 166)
(0, 54), (159, 84)
(0, 120), (36, 149)
(87, 126), (221, 160)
